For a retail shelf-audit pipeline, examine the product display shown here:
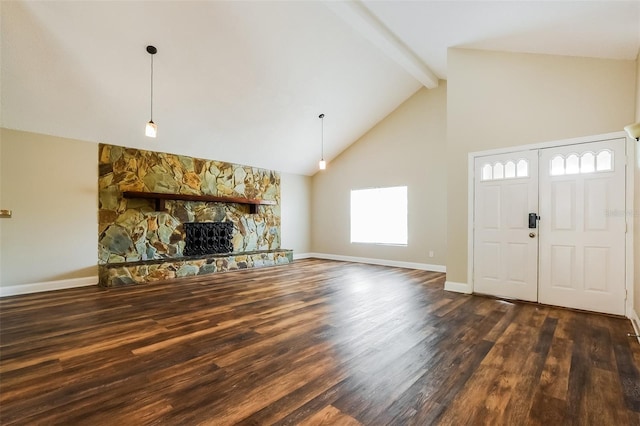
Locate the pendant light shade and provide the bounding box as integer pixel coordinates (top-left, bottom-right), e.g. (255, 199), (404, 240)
(318, 113), (326, 170)
(145, 120), (157, 137)
(624, 122), (640, 141)
(145, 45), (157, 138)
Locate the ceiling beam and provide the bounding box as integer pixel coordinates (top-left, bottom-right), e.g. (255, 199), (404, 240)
(327, 1), (439, 89)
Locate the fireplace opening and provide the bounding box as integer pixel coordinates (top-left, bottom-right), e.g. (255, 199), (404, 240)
(183, 222), (234, 256)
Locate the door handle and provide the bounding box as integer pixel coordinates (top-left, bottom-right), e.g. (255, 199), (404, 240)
(529, 232), (536, 238)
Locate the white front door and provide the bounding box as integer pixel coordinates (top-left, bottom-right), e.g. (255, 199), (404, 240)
(538, 139), (626, 315)
(473, 151), (539, 302)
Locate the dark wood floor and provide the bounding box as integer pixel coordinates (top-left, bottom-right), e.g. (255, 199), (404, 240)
(1, 259), (639, 425)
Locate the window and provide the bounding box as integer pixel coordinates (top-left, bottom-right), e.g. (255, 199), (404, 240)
(350, 186), (407, 245)
(549, 149), (613, 176)
(480, 159), (529, 181)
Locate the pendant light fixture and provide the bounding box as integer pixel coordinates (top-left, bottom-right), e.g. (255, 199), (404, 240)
(145, 45), (158, 138)
(318, 113), (326, 170)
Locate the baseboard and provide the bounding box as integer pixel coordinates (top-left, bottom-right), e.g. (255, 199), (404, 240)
(306, 252), (446, 273)
(0, 276), (98, 297)
(293, 252), (314, 260)
(444, 280), (472, 294)
(629, 308), (640, 345)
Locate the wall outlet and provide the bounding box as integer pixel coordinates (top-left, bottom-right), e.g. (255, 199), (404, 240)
(428, 250), (434, 258)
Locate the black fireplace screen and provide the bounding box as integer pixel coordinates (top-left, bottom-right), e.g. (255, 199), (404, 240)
(183, 222), (234, 256)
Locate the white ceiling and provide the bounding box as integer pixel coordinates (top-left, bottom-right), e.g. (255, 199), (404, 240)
(2, 1), (639, 176)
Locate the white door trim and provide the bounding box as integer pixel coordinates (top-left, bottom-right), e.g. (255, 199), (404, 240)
(464, 131), (634, 318)
(625, 137), (635, 317)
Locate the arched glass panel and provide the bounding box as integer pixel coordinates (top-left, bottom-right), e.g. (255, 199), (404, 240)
(566, 154), (579, 174)
(551, 155), (565, 176)
(504, 161), (516, 178)
(580, 152), (595, 173)
(493, 162), (504, 179)
(596, 150), (612, 171)
(482, 163), (493, 181)
(516, 159), (528, 177)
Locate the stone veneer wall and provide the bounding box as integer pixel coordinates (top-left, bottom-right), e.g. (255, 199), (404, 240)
(99, 250), (293, 287)
(98, 144), (281, 268)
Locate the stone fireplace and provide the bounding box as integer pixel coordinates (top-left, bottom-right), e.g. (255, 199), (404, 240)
(97, 144), (292, 287)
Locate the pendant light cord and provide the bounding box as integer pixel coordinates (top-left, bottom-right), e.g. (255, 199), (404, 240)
(150, 53), (154, 121)
(320, 113), (324, 160)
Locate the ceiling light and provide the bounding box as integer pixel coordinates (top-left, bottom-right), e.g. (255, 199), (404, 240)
(624, 122), (640, 141)
(145, 45), (157, 138)
(319, 113), (326, 170)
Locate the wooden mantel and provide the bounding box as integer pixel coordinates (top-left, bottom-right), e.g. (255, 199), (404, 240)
(122, 191), (276, 214)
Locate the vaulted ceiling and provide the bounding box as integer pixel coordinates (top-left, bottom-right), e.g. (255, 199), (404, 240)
(2, 1), (639, 175)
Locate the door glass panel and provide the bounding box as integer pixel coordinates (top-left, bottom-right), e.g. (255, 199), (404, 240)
(493, 163), (504, 179)
(580, 152), (595, 173)
(551, 155), (565, 176)
(566, 154), (579, 174)
(482, 164), (492, 181)
(504, 161), (516, 178)
(516, 159), (528, 177)
(596, 150), (612, 171)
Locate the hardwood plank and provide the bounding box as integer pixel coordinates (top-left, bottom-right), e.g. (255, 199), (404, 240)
(297, 405), (362, 426)
(236, 364), (348, 425)
(527, 390), (568, 425)
(538, 337), (573, 401)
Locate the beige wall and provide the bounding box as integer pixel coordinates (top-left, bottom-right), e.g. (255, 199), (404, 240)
(0, 133), (3, 287)
(281, 172), (312, 254)
(0, 128), (98, 287)
(310, 84), (447, 266)
(634, 50), (640, 316)
(447, 48), (636, 284)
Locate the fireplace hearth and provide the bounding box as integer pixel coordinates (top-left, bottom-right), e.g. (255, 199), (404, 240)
(184, 222), (234, 256)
